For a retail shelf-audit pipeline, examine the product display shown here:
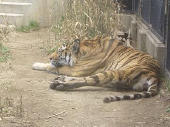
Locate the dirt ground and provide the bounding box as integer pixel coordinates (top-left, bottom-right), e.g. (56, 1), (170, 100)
(0, 29), (170, 127)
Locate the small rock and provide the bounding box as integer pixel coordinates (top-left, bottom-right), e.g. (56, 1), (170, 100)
(58, 117), (63, 120)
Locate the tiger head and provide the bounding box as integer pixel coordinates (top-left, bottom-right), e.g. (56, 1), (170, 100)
(49, 36), (102, 67)
(49, 39), (80, 67)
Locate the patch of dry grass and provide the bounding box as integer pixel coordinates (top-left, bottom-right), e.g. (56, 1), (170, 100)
(0, 82), (23, 119)
(0, 24), (15, 42)
(0, 82), (38, 126)
(50, 0), (123, 45)
(0, 24), (15, 62)
(0, 43), (10, 62)
(0, 93), (23, 119)
(41, 0), (124, 54)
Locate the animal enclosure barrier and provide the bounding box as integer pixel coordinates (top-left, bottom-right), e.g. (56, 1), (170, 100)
(126, 0), (166, 41)
(123, 0), (170, 73)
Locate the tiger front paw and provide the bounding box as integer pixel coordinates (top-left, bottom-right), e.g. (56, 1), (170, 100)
(49, 76), (71, 90)
(49, 78), (72, 91)
(49, 75), (84, 90)
(32, 62), (57, 73)
(32, 62), (48, 71)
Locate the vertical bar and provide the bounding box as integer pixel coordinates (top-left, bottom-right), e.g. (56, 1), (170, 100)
(149, 0), (152, 24)
(167, 0), (170, 71)
(141, 0), (151, 23)
(164, 0), (167, 43)
(132, 0), (134, 12)
(133, 0), (136, 13)
(139, 0), (142, 16)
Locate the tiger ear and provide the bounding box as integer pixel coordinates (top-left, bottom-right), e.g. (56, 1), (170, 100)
(73, 39), (80, 44)
(117, 32), (129, 41)
(93, 35), (101, 40)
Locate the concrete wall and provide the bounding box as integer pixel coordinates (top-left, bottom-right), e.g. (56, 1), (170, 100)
(119, 14), (166, 69)
(24, 0), (65, 27)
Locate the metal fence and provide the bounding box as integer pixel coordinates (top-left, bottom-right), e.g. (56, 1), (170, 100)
(122, 0), (166, 41)
(166, 0), (170, 72)
(122, 0), (170, 72)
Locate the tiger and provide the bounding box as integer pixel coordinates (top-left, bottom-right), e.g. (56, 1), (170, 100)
(32, 35), (161, 103)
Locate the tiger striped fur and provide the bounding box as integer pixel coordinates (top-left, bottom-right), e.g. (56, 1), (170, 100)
(32, 35), (161, 103)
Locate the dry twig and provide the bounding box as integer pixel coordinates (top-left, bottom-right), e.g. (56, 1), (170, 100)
(46, 111), (66, 119)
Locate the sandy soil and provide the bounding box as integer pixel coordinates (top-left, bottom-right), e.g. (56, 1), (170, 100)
(0, 29), (170, 127)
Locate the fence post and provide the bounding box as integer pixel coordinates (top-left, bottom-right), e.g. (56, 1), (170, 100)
(166, 0), (170, 71)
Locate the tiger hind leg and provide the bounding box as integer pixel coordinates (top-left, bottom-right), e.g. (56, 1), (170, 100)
(103, 76), (159, 103)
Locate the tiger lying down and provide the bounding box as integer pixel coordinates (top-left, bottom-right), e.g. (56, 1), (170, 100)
(32, 35), (161, 103)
